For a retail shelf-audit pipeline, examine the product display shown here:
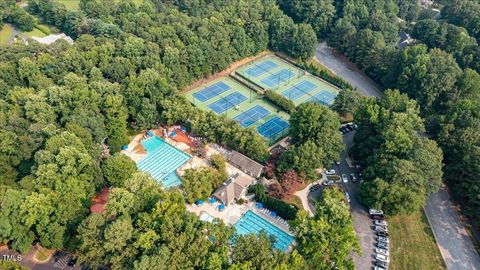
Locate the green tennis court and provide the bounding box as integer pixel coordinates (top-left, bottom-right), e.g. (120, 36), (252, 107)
(236, 55), (340, 106)
(185, 77), (290, 143)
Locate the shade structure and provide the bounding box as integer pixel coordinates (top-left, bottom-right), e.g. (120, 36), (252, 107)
(270, 211), (277, 217)
(209, 197), (216, 204)
(171, 132), (177, 138)
(197, 200), (203, 205)
(256, 202), (263, 209)
(121, 145), (128, 150)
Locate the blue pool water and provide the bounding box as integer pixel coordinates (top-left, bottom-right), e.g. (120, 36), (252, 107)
(137, 136), (191, 188)
(234, 210), (294, 251)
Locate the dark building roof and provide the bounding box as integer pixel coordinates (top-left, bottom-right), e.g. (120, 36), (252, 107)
(227, 151), (264, 177)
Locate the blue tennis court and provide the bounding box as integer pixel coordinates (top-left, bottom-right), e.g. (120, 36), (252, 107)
(261, 69), (295, 88)
(281, 80), (317, 100)
(234, 105), (271, 127)
(257, 116), (289, 139)
(244, 60), (278, 77)
(310, 91), (337, 105)
(208, 92), (247, 114)
(193, 82), (231, 102)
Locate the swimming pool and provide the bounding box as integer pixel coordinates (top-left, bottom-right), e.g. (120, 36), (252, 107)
(234, 210), (294, 251)
(137, 136), (191, 188)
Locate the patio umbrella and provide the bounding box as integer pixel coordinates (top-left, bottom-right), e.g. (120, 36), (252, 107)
(121, 145), (128, 150)
(209, 197), (216, 204)
(270, 211), (277, 217)
(197, 200), (203, 206)
(256, 202), (263, 209)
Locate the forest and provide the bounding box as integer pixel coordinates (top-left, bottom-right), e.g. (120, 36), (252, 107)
(0, 0), (359, 269)
(279, 0), (480, 217)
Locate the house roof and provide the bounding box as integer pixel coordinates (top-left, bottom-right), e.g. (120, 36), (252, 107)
(212, 174), (254, 205)
(227, 151), (264, 177)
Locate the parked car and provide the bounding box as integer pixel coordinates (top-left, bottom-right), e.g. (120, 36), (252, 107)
(323, 180), (334, 186)
(369, 209), (384, 216)
(309, 184), (321, 191)
(374, 220), (387, 226)
(345, 192), (350, 203)
(335, 160), (340, 165)
(377, 241), (389, 250)
(374, 266), (386, 270)
(376, 248), (389, 256)
(375, 254), (389, 263)
(67, 257), (77, 267)
(378, 236), (389, 243)
(374, 260), (388, 268)
(372, 215), (385, 221)
(377, 231), (389, 237)
(342, 174), (348, 183)
(350, 173), (357, 182)
(374, 226), (388, 233)
(325, 169), (336, 175)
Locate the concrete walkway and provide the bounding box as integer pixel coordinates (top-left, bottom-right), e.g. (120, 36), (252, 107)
(294, 184), (315, 217)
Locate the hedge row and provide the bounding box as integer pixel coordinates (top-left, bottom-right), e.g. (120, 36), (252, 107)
(297, 62), (354, 90)
(264, 90), (296, 113)
(248, 184), (298, 220)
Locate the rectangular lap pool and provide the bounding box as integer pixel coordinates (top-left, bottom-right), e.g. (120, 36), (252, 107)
(137, 136), (190, 188)
(234, 210), (294, 252)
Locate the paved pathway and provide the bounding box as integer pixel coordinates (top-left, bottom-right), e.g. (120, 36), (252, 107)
(314, 41), (480, 270)
(314, 42), (383, 98)
(425, 188), (480, 270)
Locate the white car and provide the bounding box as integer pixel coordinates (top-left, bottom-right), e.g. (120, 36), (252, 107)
(341, 174), (348, 183)
(375, 253), (389, 263)
(323, 180), (334, 186)
(374, 226), (388, 232)
(369, 209), (384, 216)
(375, 248), (388, 256)
(374, 220), (387, 226)
(378, 236), (389, 243)
(325, 169), (336, 175)
(345, 192), (351, 203)
(374, 267), (386, 270)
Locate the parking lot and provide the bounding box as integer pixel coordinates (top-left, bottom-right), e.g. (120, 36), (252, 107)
(309, 127), (382, 270)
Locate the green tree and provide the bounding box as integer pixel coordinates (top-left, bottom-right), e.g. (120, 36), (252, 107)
(288, 24), (317, 60)
(332, 88), (363, 116)
(277, 141), (325, 180)
(290, 187), (360, 269)
(102, 154), (137, 187)
(289, 102), (344, 164)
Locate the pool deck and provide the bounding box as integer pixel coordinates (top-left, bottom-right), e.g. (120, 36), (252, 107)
(187, 200), (292, 237)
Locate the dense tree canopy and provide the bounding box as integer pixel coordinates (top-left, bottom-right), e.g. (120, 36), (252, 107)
(289, 102), (344, 165)
(352, 90), (443, 214)
(291, 187), (360, 270)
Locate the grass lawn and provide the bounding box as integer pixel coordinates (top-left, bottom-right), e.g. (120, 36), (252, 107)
(388, 211), (446, 270)
(54, 0), (80, 10)
(34, 247), (54, 262)
(23, 27), (48, 38)
(0, 25), (14, 46)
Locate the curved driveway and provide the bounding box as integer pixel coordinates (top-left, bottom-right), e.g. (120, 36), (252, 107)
(314, 42), (480, 270)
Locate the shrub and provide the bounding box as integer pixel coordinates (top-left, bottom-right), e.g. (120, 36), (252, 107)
(297, 62), (354, 90)
(248, 184), (298, 220)
(264, 90), (296, 113)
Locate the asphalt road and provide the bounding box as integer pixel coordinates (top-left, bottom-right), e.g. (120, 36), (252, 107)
(314, 42), (480, 270)
(310, 130), (375, 270)
(0, 247), (81, 270)
(425, 189), (480, 270)
(315, 42), (383, 98)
